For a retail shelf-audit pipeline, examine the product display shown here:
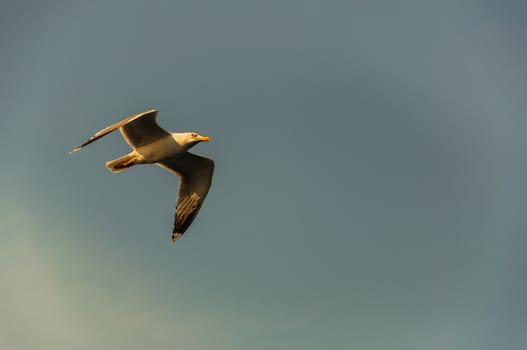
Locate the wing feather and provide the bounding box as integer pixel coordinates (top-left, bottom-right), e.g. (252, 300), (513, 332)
(69, 109), (164, 153)
(119, 110), (170, 148)
(157, 152), (214, 241)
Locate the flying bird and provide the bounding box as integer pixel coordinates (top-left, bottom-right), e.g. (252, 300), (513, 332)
(70, 109), (214, 241)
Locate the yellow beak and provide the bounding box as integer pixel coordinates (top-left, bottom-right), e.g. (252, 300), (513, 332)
(196, 135), (211, 142)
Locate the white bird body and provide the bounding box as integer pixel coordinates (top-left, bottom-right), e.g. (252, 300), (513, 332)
(133, 133), (187, 164)
(70, 109), (214, 241)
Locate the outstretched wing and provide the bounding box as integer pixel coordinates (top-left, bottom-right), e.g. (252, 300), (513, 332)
(119, 110), (170, 148)
(157, 152), (215, 241)
(69, 109), (168, 153)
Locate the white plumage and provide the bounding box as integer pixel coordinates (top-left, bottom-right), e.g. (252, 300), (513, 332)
(70, 109), (214, 241)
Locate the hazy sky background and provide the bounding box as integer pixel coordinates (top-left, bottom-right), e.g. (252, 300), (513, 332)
(1, 1), (526, 349)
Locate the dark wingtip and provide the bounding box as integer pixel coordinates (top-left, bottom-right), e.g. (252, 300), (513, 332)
(172, 232), (183, 242)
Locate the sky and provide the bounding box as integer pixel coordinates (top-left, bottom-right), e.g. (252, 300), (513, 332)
(1, 0), (526, 349)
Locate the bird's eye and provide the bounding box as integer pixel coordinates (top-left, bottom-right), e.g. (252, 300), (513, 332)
(191, 133), (198, 138)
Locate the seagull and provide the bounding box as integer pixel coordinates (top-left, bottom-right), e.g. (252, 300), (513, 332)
(70, 109), (214, 241)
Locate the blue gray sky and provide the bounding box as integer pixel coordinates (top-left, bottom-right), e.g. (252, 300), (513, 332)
(1, 1), (526, 349)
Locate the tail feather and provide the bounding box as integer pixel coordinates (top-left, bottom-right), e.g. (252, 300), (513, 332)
(106, 153), (136, 173)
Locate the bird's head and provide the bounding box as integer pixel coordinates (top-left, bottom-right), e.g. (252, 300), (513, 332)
(173, 132), (211, 149)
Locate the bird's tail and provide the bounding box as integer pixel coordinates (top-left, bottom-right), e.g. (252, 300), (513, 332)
(106, 153), (137, 173)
